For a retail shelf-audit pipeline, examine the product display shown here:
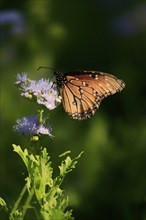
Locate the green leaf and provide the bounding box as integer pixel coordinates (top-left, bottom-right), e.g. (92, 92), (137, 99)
(59, 151), (84, 177)
(33, 148), (53, 203)
(12, 145), (83, 219)
(9, 210), (23, 220)
(0, 197), (8, 212)
(25, 177), (31, 194)
(59, 151), (71, 157)
(40, 207), (74, 220)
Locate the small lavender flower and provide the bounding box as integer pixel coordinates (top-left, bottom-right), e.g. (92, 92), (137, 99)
(32, 79), (53, 96)
(13, 116), (39, 135)
(15, 73), (61, 110)
(38, 91), (60, 110)
(15, 72), (28, 84)
(13, 115), (53, 137)
(37, 125), (53, 137)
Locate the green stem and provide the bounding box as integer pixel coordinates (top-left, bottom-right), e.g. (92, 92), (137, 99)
(22, 187), (34, 217)
(11, 183), (27, 215)
(38, 109), (44, 124)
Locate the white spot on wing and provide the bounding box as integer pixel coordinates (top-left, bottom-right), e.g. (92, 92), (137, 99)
(95, 75), (98, 79)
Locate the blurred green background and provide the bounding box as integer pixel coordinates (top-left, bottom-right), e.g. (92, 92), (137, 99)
(0, 1), (146, 220)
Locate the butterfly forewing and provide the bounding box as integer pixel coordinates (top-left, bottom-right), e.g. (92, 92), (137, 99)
(56, 70), (125, 120)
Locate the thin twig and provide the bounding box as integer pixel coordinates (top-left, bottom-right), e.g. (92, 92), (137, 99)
(11, 183), (27, 215)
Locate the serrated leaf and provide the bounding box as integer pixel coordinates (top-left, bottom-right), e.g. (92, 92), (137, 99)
(32, 148), (53, 203)
(59, 151), (71, 157)
(13, 145), (29, 168)
(59, 152), (84, 177)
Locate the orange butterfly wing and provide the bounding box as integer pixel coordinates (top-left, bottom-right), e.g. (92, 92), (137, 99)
(59, 71), (125, 120)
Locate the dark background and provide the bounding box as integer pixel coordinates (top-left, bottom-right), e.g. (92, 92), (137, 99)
(0, 1), (146, 220)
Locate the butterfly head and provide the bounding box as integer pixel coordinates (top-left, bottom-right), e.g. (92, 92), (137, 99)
(37, 66), (67, 88)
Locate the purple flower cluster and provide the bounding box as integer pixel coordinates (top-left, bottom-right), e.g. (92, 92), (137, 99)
(13, 115), (53, 137)
(0, 10), (26, 36)
(16, 72), (61, 110)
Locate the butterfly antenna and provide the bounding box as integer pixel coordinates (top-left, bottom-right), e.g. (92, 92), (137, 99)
(37, 66), (56, 72)
(37, 66), (57, 82)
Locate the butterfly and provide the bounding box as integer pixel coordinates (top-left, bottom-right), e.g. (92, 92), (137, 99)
(54, 70), (125, 120)
(38, 67), (125, 120)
